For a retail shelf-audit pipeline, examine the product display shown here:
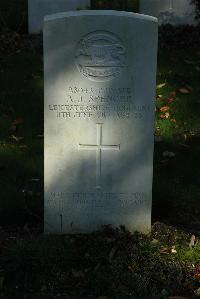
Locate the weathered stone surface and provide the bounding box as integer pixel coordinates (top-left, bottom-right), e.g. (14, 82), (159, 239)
(44, 11), (158, 233)
(28, 0), (90, 33)
(140, 0), (196, 25)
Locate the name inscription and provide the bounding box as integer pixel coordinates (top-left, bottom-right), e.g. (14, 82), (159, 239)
(48, 86), (150, 119)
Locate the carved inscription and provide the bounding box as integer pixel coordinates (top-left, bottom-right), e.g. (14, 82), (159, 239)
(47, 192), (148, 210)
(48, 86), (151, 120)
(75, 31), (126, 81)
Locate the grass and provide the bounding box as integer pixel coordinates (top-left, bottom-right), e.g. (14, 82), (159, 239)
(153, 44), (200, 228)
(0, 224), (200, 298)
(0, 48), (43, 225)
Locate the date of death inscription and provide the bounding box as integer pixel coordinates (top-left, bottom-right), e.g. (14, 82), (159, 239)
(48, 86), (151, 120)
(46, 191), (149, 210)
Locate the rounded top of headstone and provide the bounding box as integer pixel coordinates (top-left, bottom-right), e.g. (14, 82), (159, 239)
(44, 10), (158, 23)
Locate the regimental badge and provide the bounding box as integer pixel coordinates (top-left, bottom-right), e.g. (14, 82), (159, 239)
(75, 31), (126, 81)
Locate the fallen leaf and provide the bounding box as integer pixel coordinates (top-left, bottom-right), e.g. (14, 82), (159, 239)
(189, 235), (196, 249)
(10, 135), (24, 142)
(167, 98), (174, 104)
(171, 246), (177, 253)
(186, 85), (193, 91)
(165, 112), (170, 119)
(194, 288), (200, 296)
(36, 134), (44, 138)
(160, 247), (170, 254)
(179, 88), (190, 94)
(184, 59), (196, 65)
(157, 83), (166, 89)
(160, 159), (170, 164)
(160, 106), (170, 113)
(160, 112), (170, 119)
(30, 178), (40, 181)
(163, 151), (175, 158)
(171, 118), (176, 123)
(151, 238), (159, 244)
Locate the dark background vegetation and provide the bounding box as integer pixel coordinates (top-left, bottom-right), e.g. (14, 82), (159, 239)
(0, 1), (200, 298)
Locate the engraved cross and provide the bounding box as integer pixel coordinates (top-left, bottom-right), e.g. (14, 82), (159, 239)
(78, 123), (120, 189)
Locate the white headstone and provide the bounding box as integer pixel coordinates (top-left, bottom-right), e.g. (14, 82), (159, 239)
(140, 0), (196, 25)
(28, 0), (90, 33)
(44, 11), (158, 234)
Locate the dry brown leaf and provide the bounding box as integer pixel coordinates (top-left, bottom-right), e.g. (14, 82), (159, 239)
(160, 106), (170, 113)
(179, 88), (190, 94)
(160, 247), (170, 254)
(160, 112), (170, 119)
(160, 114), (166, 119)
(171, 118), (176, 123)
(167, 97), (174, 104)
